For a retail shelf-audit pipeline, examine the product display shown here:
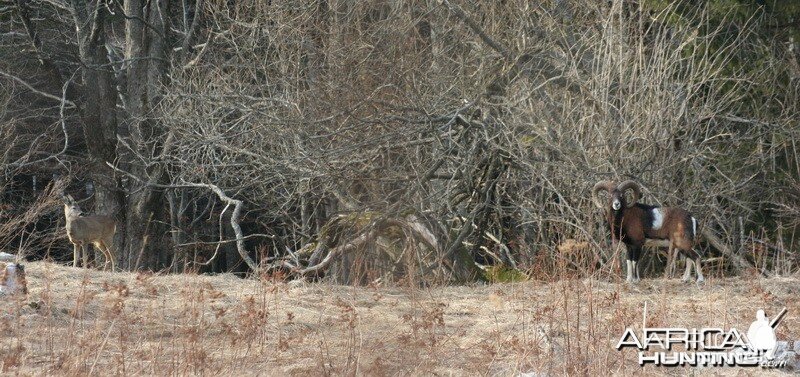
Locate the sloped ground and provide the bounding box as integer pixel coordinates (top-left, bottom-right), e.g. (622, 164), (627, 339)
(0, 262), (798, 376)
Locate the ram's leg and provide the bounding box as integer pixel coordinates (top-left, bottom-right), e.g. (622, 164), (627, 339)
(632, 245), (641, 283)
(664, 242), (676, 279)
(672, 246), (680, 277)
(681, 257), (693, 282)
(693, 250), (705, 283)
(631, 260), (640, 282)
(625, 244), (635, 283)
(625, 243), (642, 283)
(626, 260), (633, 282)
(674, 230), (701, 283)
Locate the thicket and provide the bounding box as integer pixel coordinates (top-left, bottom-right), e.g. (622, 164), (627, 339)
(0, 0), (798, 283)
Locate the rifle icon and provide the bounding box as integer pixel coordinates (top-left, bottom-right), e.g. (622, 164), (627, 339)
(770, 307), (787, 329)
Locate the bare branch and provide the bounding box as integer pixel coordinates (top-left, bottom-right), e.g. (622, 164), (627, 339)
(0, 69), (76, 108)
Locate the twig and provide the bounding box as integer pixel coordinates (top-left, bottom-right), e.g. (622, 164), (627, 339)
(0, 69), (76, 108)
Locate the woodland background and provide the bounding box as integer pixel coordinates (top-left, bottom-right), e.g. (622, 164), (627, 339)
(1, 0), (799, 284)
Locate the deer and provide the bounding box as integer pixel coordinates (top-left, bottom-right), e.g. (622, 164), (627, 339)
(62, 194), (117, 271)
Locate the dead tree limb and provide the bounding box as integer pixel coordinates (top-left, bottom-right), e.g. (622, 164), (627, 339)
(287, 216), (451, 280)
(702, 227), (766, 277)
(106, 163), (260, 272)
(169, 181), (259, 272)
(298, 220), (383, 276)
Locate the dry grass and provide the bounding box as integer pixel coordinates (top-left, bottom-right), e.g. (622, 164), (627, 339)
(1, 262), (798, 376)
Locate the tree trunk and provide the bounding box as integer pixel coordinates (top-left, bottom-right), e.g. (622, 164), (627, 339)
(68, 0), (124, 266)
(121, 0), (170, 270)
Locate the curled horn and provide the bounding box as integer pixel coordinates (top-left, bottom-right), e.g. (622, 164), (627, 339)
(617, 180), (641, 207)
(592, 181), (615, 209)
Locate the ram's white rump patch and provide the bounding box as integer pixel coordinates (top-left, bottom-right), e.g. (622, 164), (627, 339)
(651, 208), (665, 230)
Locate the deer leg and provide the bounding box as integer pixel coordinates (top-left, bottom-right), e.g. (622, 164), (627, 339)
(98, 241), (114, 272)
(72, 243), (80, 267)
(95, 242), (107, 271)
(103, 246), (111, 271)
(82, 244), (89, 269)
(103, 236), (116, 272)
